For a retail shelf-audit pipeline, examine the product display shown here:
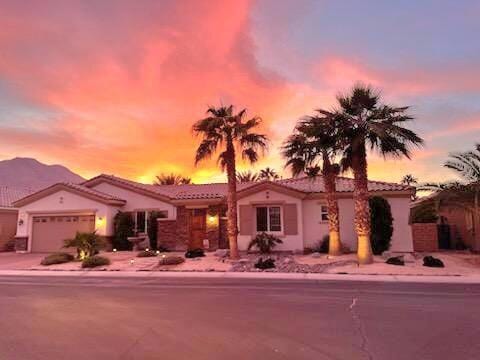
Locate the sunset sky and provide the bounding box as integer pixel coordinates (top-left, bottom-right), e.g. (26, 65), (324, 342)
(0, 0), (479, 184)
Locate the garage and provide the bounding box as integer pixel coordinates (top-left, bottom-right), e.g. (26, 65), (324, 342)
(31, 215), (95, 252)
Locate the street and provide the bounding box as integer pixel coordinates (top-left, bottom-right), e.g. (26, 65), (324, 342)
(0, 276), (479, 360)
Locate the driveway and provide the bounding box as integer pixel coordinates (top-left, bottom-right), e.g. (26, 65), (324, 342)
(0, 276), (479, 359)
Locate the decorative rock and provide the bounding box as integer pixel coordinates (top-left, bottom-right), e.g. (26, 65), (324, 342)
(423, 256), (444, 268)
(386, 256), (404, 266)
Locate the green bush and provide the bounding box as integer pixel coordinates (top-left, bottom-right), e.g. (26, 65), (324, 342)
(41, 252), (74, 266)
(64, 231), (106, 260)
(147, 211), (167, 250)
(113, 211), (135, 250)
(247, 232), (283, 254)
(312, 235), (329, 253)
(369, 196), (394, 255)
(137, 250), (158, 258)
(81, 255), (111, 268)
(158, 255), (185, 265)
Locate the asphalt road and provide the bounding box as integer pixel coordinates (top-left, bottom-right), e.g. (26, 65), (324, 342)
(0, 276), (479, 360)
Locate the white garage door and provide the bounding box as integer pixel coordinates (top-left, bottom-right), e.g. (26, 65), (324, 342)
(31, 215), (95, 252)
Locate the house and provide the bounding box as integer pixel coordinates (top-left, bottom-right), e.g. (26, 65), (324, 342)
(410, 191), (480, 252)
(0, 186), (34, 251)
(12, 174), (414, 253)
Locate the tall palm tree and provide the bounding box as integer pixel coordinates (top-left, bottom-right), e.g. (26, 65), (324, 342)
(401, 174), (418, 186)
(236, 170), (259, 183)
(154, 173), (191, 185)
(193, 105), (268, 259)
(333, 84), (424, 264)
(444, 143), (480, 182)
(259, 167), (279, 181)
(282, 112), (346, 256)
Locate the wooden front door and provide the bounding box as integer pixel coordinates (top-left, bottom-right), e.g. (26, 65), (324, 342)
(189, 209), (206, 250)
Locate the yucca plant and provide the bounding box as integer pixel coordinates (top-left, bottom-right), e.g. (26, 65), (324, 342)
(247, 232), (283, 254)
(64, 231), (106, 260)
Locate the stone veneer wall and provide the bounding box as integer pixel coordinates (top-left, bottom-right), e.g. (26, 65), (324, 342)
(412, 223), (439, 252)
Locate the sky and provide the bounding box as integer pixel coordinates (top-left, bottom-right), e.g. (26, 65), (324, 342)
(0, 0), (479, 184)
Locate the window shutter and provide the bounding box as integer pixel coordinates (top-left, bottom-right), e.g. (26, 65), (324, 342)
(283, 203), (298, 235)
(239, 205), (253, 235)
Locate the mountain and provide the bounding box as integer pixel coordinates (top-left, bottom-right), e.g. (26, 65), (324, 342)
(0, 157), (85, 190)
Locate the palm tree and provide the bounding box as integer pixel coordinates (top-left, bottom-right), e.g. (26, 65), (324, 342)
(282, 112), (346, 256)
(154, 173), (191, 185)
(333, 84), (424, 264)
(236, 170), (259, 183)
(193, 105), (268, 259)
(444, 144), (480, 182)
(401, 174), (418, 186)
(259, 167), (279, 181)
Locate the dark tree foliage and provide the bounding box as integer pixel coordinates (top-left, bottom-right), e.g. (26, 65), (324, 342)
(113, 211), (135, 250)
(147, 211), (167, 250)
(369, 196), (394, 255)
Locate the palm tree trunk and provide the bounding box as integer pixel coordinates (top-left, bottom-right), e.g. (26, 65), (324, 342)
(352, 144), (373, 265)
(225, 139), (240, 259)
(323, 157), (342, 256)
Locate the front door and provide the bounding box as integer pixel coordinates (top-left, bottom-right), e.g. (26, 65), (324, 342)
(189, 209), (206, 250)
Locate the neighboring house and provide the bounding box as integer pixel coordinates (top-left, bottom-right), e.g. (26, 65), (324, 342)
(410, 194), (480, 251)
(13, 174), (414, 253)
(0, 186), (34, 251)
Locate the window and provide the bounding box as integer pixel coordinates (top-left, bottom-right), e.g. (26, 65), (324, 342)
(256, 206), (282, 232)
(136, 211), (147, 233)
(320, 205), (329, 222)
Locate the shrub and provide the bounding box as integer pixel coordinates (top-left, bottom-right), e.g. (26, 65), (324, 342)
(254, 258), (276, 270)
(137, 250), (158, 258)
(41, 252), (74, 266)
(81, 255), (111, 268)
(247, 232), (283, 254)
(64, 231), (106, 260)
(369, 196), (393, 255)
(147, 211), (167, 250)
(158, 255), (185, 265)
(411, 202), (438, 223)
(386, 256), (404, 266)
(423, 256), (444, 268)
(185, 248), (205, 258)
(113, 211), (135, 250)
(312, 235), (329, 253)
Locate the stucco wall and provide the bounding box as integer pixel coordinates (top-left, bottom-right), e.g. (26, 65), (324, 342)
(91, 182), (176, 219)
(237, 189), (304, 252)
(0, 210), (18, 251)
(15, 190), (118, 246)
(303, 195), (413, 252)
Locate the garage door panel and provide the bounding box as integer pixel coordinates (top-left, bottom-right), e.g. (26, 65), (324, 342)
(31, 215), (95, 252)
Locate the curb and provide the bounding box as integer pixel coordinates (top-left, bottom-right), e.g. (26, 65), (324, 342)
(1, 270), (480, 284)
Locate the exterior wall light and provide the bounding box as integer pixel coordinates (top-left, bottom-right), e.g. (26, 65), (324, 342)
(18, 219), (24, 226)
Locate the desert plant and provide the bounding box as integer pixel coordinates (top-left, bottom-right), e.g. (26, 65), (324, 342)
(147, 211), (167, 250)
(193, 105), (268, 259)
(137, 250), (158, 258)
(254, 258), (276, 270)
(113, 211), (135, 250)
(40, 252), (74, 266)
(158, 255), (185, 265)
(247, 232), (283, 254)
(311, 235), (330, 253)
(81, 255), (111, 268)
(185, 248), (205, 258)
(369, 196), (394, 255)
(64, 231), (106, 260)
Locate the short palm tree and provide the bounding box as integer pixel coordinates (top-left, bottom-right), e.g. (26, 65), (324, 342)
(193, 105), (268, 259)
(259, 167), (279, 181)
(282, 111), (346, 256)
(154, 173), (191, 185)
(401, 174), (418, 186)
(333, 84), (424, 264)
(236, 170), (259, 183)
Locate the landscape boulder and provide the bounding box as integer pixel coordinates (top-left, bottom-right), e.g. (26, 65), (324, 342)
(386, 256), (405, 266)
(423, 256), (444, 268)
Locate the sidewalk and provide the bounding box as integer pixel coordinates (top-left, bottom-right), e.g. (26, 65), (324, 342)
(2, 269), (480, 284)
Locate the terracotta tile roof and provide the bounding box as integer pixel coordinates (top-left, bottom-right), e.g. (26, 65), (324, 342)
(12, 182), (126, 207)
(0, 186), (35, 208)
(277, 176), (412, 193)
(82, 174), (410, 201)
